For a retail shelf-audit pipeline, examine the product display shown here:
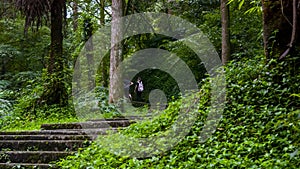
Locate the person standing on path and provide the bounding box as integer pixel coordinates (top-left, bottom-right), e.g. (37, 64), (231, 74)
(135, 77), (144, 102)
(123, 79), (133, 100)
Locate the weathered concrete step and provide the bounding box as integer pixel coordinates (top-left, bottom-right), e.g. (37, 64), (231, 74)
(88, 115), (152, 122)
(0, 134), (92, 140)
(40, 120), (135, 130)
(0, 118), (139, 168)
(0, 128), (119, 136)
(87, 117), (133, 121)
(0, 140), (88, 151)
(0, 163), (57, 169)
(0, 151), (74, 163)
(42, 128), (121, 136)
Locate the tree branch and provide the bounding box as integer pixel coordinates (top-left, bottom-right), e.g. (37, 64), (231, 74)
(280, 0), (293, 26)
(95, 0), (112, 18)
(279, 0), (297, 60)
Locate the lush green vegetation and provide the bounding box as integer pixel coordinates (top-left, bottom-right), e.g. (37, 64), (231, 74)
(57, 56), (300, 168)
(0, 0), (299, 168)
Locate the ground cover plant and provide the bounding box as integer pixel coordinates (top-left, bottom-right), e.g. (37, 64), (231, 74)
(57, 56), (300, 168)
(0, 0), (299, 168)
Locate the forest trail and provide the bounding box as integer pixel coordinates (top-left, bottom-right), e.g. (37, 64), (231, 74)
(0, 117), (140, 168)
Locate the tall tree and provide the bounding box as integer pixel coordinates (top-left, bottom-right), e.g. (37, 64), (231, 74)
(262, 0), (300, 59)
(16, 0), (68, 106)
(221, 0), (231, 64)
(72, 1), (78, 31)
(72, 0), (81, 91)
(100, 0), (109, 88)
(44, 0), (68, 106)
(15, 0), (50, 33)
(83, 18), (95, 90)
(109, 0), (123, 103)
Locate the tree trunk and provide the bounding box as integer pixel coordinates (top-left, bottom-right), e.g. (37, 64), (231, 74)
(72, 1), (78, 31)
(42, 0), (68, 106)
(262, 0), (300, 59)
(167, 0), (174, 14)
(100, 0), (105, 39)
(84, 19), (95, 90)
(72, 0), (81, 90)
(100, 0), (109, 88)
(48, 0), (63, 74)
(221, 0), (230, 65)
(109, 0), (123, 103)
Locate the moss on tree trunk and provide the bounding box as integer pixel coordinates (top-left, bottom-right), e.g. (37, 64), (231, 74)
(41, 0), (68, 106)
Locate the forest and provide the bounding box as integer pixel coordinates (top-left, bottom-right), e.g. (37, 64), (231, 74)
(0, 0), (299, 168)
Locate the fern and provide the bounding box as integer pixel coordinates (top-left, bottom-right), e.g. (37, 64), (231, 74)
(0, 80), (13, 117)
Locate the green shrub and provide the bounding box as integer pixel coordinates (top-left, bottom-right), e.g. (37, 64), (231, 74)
(0, 80), (13, 117)
(58, 55), (300, 168)
(0, 71), (77, 131)
(94, 86), (122, 118)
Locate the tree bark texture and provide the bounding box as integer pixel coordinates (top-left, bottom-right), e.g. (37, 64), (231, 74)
(100, 0), (109, 88)
(221, 0), (231, 65)
(72, 1), (81, 90)
(49, 0), (63, 74)
(72, 1), (78, 31)
(43, 0), (68, 106)
(109, 0), (123, 103)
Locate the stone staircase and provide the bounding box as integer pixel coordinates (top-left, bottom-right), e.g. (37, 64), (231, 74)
(0, 118), (138, 168)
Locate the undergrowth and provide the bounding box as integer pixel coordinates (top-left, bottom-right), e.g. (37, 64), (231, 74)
(57, 55), (300, 168)
(0, 71), (78, 131)
(0, 104), (78, 131)
(0, 74), (121, 131)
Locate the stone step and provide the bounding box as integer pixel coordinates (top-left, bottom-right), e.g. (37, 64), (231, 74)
(0, 134), (92, 140)
(87, 117), (132, 121)
(0, 151), (74, 163)
(88, 115), (152, 122)
(40, 120), (135, 130)
(0, 117), (140, 168)
(0, 128), (119, 136)
(0, 140), (88, 151)
(0, 163), (57, 169)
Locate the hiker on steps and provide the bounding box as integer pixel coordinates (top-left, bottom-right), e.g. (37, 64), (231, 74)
(124, 79), (133, 100)
(134, 77), (144, 102)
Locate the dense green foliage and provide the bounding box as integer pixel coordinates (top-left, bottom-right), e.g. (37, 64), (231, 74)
(58, 56), (300, 168)
(0, 0), (299, 168)
(0, 70), (76, 130)
(0, 0), (262, 117)
(0, 19), (50, 73)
